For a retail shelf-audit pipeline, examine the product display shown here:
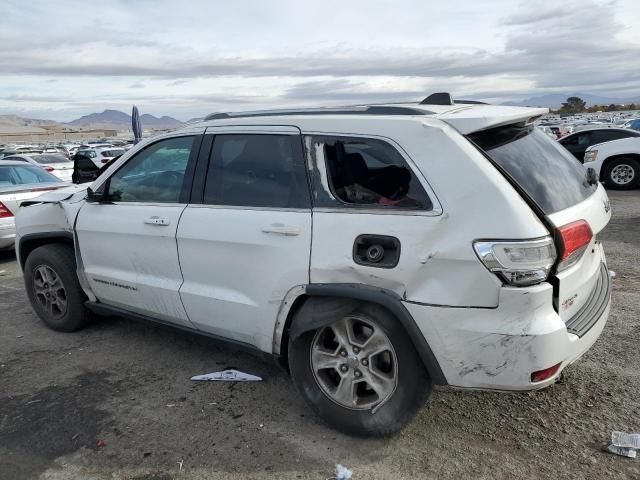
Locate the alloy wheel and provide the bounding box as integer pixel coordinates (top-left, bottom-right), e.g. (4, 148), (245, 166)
(33, 265), (67, 319)
(310, 314), (398, 411)
(610, 164), (635, 185)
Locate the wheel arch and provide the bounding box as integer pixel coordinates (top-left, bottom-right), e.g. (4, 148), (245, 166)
(277, 283), (448, 385)
(18, 232), (74, 271)
(600, 153), (640, 178)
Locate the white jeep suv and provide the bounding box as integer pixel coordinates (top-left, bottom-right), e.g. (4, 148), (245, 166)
(15, 94), (612, 436)
(583, 136), (640, 190)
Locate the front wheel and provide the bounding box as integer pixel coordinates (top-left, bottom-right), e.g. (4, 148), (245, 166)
(288, 302), (431, 436)
(24, 244), (91, 332)
(603, 157), (640, 190)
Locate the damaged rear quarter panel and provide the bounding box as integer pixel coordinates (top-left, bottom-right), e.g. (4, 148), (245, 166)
(308, 119), (549, 308)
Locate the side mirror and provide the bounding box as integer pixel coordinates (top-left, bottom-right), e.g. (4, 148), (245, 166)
(586, 167), (598, 186)
(86, 185), (107, 202)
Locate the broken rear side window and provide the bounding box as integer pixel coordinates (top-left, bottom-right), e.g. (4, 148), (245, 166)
(305, 135), (432, 210)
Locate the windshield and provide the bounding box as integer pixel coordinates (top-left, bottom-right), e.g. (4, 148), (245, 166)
(469, 125), (596, 214)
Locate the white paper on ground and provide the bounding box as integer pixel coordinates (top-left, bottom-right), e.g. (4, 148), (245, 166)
(612, 431), (640, 449)
(334, 464), (353, 480)
(190, 369), (262, 382)
(607, 444), (637, 458)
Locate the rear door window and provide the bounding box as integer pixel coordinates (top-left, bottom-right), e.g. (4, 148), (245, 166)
(306, 135), (432, 210)
(469, 125), (596, 214)
(203, 134), (309, 208)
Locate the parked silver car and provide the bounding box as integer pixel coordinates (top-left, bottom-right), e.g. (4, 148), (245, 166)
(1, 154), (74, 182)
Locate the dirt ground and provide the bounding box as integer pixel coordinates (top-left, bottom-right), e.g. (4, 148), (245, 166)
(1, 190), (639, 480)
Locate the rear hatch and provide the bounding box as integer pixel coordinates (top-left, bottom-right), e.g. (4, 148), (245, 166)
(468, 122), (611, 334)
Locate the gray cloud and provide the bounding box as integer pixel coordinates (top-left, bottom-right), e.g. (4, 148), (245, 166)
(0, 0), (637, 120)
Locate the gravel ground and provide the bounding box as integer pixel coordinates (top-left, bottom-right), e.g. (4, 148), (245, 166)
(0, 190), (638, 480)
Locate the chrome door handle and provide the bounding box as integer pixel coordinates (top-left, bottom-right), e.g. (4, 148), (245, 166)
(261, 223), (300, 236)
(144, 216), (170, 226)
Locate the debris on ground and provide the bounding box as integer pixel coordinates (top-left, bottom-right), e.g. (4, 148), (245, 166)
(96, 439), (106, 449)
(190, 369), (262, 382)
(0, 270), (6, 276)
(609, 270), (616, 278)
(328, 464), (353, 480)
(606, 431), (640, 458)
(607, 444), (637, 458)
(612, 431), (640, 449)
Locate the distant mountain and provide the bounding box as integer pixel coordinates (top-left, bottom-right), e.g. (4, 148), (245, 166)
(502, 93), (640, 109)
(0, 114), (58, 127)
(67, 109), (183, 130)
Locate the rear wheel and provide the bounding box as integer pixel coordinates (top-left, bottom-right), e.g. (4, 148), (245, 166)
(603, 157), (640, 190)
(24, 244), (91, 332)
(288, 302), (431, 436)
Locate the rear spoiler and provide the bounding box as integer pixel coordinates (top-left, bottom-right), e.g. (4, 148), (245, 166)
(437, 106), (549, 135)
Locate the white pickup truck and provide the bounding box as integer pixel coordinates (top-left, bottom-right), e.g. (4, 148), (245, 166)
(584, 137), (640, 190)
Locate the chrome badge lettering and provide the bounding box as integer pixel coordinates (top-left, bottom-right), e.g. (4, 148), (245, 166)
(562, 293), (578, 311)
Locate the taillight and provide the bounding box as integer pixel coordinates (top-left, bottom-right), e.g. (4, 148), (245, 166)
(474, 237), (557, 287)
(556, 220), (593, 272)
(0, 201), (13, 219)
(101, 159), (110, 164)
(43, 166), (55, 172)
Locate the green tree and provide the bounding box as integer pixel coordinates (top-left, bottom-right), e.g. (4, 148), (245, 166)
(558, 96), (587, 114)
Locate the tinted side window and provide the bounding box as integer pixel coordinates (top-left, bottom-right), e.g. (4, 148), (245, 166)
(577, 132), (592, 145)
(107, 136), (195, 203)
(560, 134), (579, 146)
(305, 135), (432, 210)
(602, 130), (636, 141)
(203, 134), (309, 208)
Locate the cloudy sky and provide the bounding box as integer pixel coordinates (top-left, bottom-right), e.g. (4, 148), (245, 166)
(1, 0), (639, 121)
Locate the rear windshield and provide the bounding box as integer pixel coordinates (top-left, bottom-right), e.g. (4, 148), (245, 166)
(100, 149), (124, 157)
(0, 165), (62, 186)
(31, 154), (69, 164)
(469, 125), (596, 214)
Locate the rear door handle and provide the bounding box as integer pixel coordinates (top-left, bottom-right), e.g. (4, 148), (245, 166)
(144, 216), (170, 226)
(261, 223), (300, 236)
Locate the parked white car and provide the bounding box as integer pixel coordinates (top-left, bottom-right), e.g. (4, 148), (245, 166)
(15, 95), (612, 436)
(0, 161), (70, 249)
(1, 154), (75, 182)
(75, 147), (125, 167)
(584, 137), (640, 189)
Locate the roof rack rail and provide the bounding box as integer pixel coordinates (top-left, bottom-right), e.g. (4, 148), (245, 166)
(203, 105), (432, 121)
(454, 99), (489, 105)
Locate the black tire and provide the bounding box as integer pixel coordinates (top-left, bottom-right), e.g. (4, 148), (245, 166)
(24, 243), (91, 332)
(603, 157), (640, 190)
(288, 302), (431, 437)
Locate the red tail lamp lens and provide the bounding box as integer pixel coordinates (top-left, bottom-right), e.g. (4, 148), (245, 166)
(558, 220), (592, 261)
(44, 166), (55, 172)
(531, 363), (561, 383)
(0, 202), (13, 218)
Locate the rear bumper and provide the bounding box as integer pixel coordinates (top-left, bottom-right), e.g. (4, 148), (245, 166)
(0, 217), (16, 249)
(404, 264), (611, 390)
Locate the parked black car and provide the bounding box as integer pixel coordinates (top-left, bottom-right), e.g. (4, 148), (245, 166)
(559, 128), (640, 162)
